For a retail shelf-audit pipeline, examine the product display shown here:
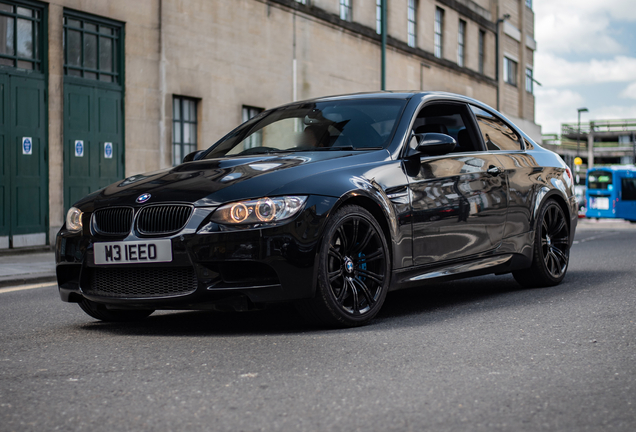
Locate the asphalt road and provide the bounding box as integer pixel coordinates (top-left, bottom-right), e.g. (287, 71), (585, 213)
(1, 220), (635, 432)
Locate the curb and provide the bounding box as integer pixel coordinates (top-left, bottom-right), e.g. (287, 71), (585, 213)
(0, 274), (57, 289)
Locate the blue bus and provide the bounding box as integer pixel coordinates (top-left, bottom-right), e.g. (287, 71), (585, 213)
(586, 166), (636, 222)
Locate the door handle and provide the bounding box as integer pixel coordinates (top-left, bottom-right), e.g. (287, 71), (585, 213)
(487, 165), (504, 176)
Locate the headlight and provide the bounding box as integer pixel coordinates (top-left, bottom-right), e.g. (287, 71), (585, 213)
(65, 207), (83, 232)
(211, 196), (307, 225)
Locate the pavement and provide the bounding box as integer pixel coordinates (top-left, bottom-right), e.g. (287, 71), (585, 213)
(0, 217), (632, 289)
(0, 247), (56, 288)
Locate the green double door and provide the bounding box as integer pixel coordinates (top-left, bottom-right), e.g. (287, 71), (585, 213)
(63, 82), (124, 210)
(0, 73), (48, 248)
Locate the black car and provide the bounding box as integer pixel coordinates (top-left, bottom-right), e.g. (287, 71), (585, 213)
(56, 92), (577, 327)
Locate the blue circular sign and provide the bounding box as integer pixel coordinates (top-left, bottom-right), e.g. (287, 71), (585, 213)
(136, 193), (151, 203)
(23, 138), (32, 154)
(104, 142), (113, 158)
(75, 140), (84, 157)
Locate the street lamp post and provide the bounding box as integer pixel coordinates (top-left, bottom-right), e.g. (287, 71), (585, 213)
(576, 107), (589, 185)
(576, 107), (588, 157)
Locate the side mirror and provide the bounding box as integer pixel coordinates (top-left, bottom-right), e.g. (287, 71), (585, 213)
(413, 133), (456, 156)
(182, 150), (204, 163)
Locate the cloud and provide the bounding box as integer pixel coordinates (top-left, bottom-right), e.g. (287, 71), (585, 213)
(535, 53), (636, 87)
(535, 0), (636, 55)
(620, 82), (636, 99)
(535, 88), (585, 134)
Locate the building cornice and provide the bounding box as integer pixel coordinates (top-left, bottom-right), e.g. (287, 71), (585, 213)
(263, 0), (497, 88)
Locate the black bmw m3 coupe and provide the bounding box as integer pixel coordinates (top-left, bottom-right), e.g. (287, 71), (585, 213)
(56, 92), (577, 327)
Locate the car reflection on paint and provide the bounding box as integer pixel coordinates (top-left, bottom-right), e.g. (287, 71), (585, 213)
(56, 92), (577, 327)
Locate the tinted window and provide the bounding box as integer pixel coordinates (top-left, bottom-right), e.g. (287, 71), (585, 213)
(622, 178), (636, 200)
(204, 98), (407, 158)
(588, 170), (612, 190)
(412, 103), (479, 153)
(471, 106), (522, 151)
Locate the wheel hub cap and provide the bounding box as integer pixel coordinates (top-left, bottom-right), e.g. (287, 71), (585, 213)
(344, 257), (354, 274)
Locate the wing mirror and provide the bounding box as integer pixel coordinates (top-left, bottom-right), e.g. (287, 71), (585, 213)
(182, 150), (204, 163)
(409, 133), (457, 157)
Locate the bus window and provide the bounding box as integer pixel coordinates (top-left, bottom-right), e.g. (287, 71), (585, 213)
(588, 170), (612, 190)
(622, 178), (636, 201)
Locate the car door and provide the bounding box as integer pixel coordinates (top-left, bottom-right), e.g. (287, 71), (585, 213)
(469, 105), (537, 238)
(405, 101), (509, 265)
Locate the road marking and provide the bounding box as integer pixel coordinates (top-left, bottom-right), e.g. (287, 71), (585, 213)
(0, 282), (56, 294)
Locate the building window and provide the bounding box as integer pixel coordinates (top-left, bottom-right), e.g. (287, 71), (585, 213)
(525, 67), (533, 93)
(525, 0), (532, 8)
(376, 0), (382, 34)
(63, 13), (121, 83)
(340, 0), (352, 22)
(407, 0), (417, 48)
(503, 56), (517, 86)
(478, 30), (485, 74)
(457, 19), (466, 67)
(434, 8), (444, 59)
(0, 2), (43, 70)
(295, 0), (307, 4)
(173, 97), (198, 166)
(242, 105), (264, 150)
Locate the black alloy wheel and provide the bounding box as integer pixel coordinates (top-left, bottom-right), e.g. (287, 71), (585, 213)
(514, 199), (570, 288)
(296, 205), (390, 327)
(78, 299), (155, 322)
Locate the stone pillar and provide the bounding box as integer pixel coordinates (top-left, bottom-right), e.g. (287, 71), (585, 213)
(48, 4), (64, 245)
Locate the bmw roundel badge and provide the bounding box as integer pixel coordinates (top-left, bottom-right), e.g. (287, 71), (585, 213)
(136, 193), (151, 203)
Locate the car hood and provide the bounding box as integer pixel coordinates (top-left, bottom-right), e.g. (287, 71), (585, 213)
(77, 150), (388, 210)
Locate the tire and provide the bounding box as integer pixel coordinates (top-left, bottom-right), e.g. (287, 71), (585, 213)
(513, 199), (570, 288)
(296, 205), (391, 327)
(78, 299), (154, 322)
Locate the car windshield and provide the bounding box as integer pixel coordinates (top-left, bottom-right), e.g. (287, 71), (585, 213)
(203, 98), (407, 158)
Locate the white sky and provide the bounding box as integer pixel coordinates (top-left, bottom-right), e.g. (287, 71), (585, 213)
(534, 0), (636, 134)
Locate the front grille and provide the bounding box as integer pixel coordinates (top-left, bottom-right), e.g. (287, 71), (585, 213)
(137, 205), (193, 235)
(93, 207), (133, 236)
(87, 267), (198, 298)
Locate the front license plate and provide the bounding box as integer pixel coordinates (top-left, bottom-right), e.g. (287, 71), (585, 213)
(94, 240), (172, 265)
(591, 197), (609, 210)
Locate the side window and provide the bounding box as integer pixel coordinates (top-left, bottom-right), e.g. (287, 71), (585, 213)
(412, 103), (479, 153)
(471, 106), (522, 151)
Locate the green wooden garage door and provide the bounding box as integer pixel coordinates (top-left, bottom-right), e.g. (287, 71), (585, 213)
(62, 12), (124, 211)
(63, 83), (123, 210)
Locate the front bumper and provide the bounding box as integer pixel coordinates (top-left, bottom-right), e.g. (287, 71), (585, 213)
(56, 196), (336, 311)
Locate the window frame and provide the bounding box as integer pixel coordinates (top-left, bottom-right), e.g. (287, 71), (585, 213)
(503, 56), (518, 87)
(62, 10), (123, 84)
(241, 105), (264, 150)
(457, 19), (466, 67)
(434, 7), (444, 59)
(407, 0), (417, 48)
(525, 67), (533, 94)
(172, 96), (199, 166)
(478, 29), (485, 74)
(339, 0), (352, 22)
(0, 1), (44, 72)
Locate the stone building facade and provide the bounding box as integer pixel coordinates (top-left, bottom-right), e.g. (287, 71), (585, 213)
(0, 0), (538, 248)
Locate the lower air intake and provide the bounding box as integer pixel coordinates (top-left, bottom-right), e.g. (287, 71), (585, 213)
(87, 267), (198, 298)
